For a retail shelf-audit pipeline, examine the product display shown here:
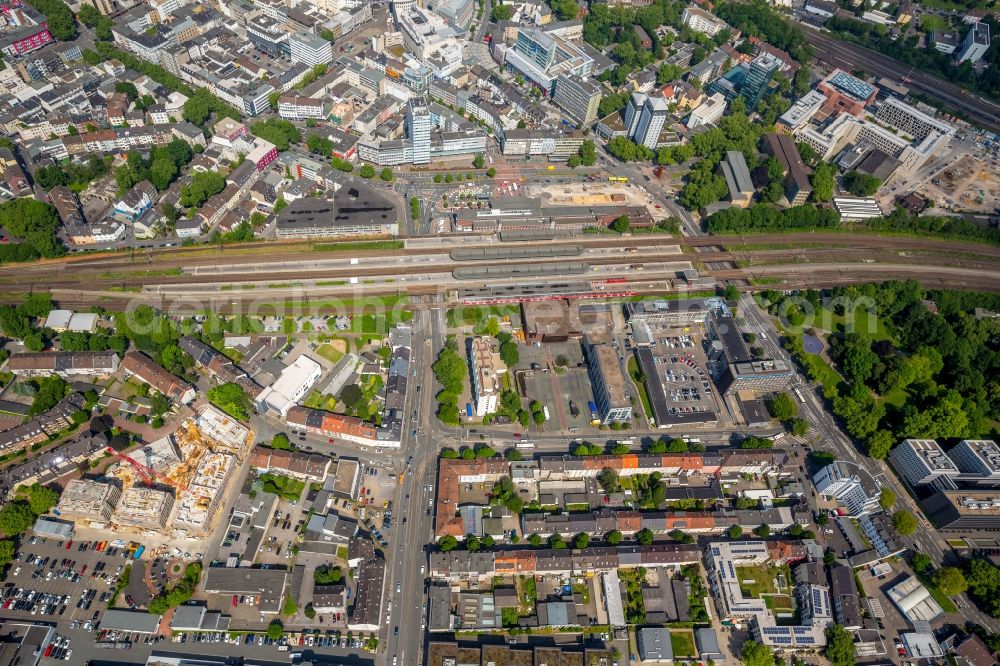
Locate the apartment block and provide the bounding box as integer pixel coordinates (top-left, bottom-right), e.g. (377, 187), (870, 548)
(681, 6), (729, 37)
(112, 486), (175, 530)
(469, 337), (502, 417)
(55, 479), (121, 523)
(812, 461), (880, 516)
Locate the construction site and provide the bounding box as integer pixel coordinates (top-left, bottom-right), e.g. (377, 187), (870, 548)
(531, 181), (662, 216)
(104, 405), (253, 539)
(915, 156), (1000, 214)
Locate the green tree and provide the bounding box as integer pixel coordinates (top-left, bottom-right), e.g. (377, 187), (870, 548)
(574, 533), (590, 549)
(314, 565), (342, 584)
(303, 603), (316, 619)
(267, 620), (284, 640)
(933, 566), (968, 596)
(824, 625), (855, 666)
(528, 533), (542, 546)
(879, 487), (896, 510)
(179, 170), (226, 208)
(473, 153), (485, 168)
(0, 198), (64, 259)
(331, 157), (353, 172)
(438, 535), (458, 552)
(149, 158), (177, 191)
(754, 524), (771, 538)
(359, 164), (376, 179)
(741, 640), (774, 666)
(844, 171), (882, 196)
(0, 501), (34, 536)
(379, 167), (394, 182)
(250, 118), (301, 152)
(727, 525), (743, 539)
(789, 418), (809, 436)
(911, 553), (932, 576)
(486, 167), (496, 177)
(767, 393), (798, 421)
(281, 594), (299, 617)
(609, 215), (630, 233)
(866, 430), (895, 459)
(965, 558), (1000, 617)
(636, 528), (653, 545)
(0, 539), (15, 568)
(892, 509), (918, 535)
(25, 484), (59, 515)
(206, 382), (252, 421)
(606, 530), (622, 545)
(810, 162), (836, 202)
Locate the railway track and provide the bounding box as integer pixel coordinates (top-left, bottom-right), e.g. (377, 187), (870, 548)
(5, 231), (998, 277)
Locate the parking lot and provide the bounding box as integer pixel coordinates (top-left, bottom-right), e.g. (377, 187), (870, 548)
(513, 341), (596, 432)
(644, 331), (725, 422)
(5, 536), (129, 634)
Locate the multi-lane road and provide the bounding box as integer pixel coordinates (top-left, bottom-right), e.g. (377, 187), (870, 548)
(738, 294), (1000, 634)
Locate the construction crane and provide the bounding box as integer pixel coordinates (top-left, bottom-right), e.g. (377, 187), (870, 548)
(105, 447), (171, 487)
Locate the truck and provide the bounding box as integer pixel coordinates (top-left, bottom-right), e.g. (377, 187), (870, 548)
(466, 403), (473, 417)
(568, 401), (579, 417)
(588, 401), (597, 417)
(543, 406), (550, 421)
(132, 545), (144, 560)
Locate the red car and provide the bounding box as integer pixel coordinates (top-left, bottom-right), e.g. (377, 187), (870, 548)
(232, 595), (238, 607)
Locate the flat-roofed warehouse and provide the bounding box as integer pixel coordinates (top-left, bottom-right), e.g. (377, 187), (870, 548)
(55, 479), (121, 522)
(625, 299), (709, 326)
(274, 182), (399, 238)
(100, 609), (163, 634)
(922, 490), (1000, 531)
(203, 568), (287, 614)
(112, 486), (175, 530)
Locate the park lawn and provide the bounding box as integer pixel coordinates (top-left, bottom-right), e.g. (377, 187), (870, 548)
(812, 306), (893, 341)
(917, 13), (949, 31)
(880, 385), (910, 409)
(802, 350), (845, 396)
(315, 341), (345, 364)
(670, 630), (696, 658)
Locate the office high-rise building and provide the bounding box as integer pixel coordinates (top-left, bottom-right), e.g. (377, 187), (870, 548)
(552, 75), (602, 126)
(740, 53), (780, 111)
(406, 96), (431, 164)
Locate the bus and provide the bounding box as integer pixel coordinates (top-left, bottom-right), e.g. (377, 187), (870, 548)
(794, 388), (806, 404)
(515, 441), (536, 450)
(607, 176), (629, 183)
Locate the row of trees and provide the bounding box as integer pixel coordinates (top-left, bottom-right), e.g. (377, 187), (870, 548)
(432, 340), (467, 426)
